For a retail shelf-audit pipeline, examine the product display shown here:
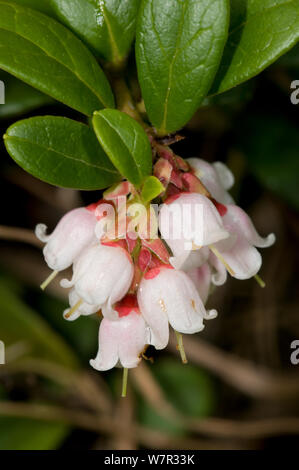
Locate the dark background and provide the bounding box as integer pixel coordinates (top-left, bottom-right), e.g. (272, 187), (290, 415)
(0, 45), (298, 450)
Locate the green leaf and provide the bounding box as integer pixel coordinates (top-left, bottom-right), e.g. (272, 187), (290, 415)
(11, 0), (140, 64)
(239, 114), (299, 210)
(136, 0), (229, 135)
(141, 175), (164, 203)
(0, 1), (114, 115)
(0, 278), (78, 368)
(0, 71), (52, 119)
(93, 109), (152, 186)
(52, 0), (140, 64)
(5, 0), (53, 16)
(4, 116), (120, 190)
(212, 0), (299, 94)
(0, 417), (68, 450)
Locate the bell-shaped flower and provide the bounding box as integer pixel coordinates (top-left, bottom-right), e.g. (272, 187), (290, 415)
(186, 263), (212, 305)
(211, 204), (276, 280)
(138, 266), (217, 350)
(63, 288), (101, 322)
(159, 192), (229, 270)
(61, 243), (134, 312)
(187, 158), (234, 204)
(208, 251), (228, 286)
(35, 207), (97, 271)
(170, 246), (210, 271)
(90, 296), (150, 371)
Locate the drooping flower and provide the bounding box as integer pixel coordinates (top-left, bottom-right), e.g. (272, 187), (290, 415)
(159, 192), (229, 269)
(186, 263), (212, 305)
(137, 265), (217, 350)
(187, 158), (235, 204)
(90, 295), (150, 371)
(61, 243), (134, 317)
(210, 204), (276, 280)
(35, 207), (97, 271)
(63, 288), (101, 322)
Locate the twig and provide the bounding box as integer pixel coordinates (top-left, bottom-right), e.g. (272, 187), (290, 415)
(168, 334), (299, 400)
(0, 401), (256, 449)
(0, 225), (42, 248)
(0, 359), (112, 414)
(188, 416), (299, 439)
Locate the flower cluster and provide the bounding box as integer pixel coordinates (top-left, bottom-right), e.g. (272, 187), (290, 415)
(36, 147), (275, 394)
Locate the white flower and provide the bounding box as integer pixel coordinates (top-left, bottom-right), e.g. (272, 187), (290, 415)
(90, 298), (150, 371)
(186, 263), (212, 305)
(159, 192), (229, 269)
(212, 204), (276, 279)
(187, 158), (234, 204)
(35, 207), (97, 271)
(63, 288), (100, 322)
(138, 266), (217, 350)
(61, 243), (134, 313)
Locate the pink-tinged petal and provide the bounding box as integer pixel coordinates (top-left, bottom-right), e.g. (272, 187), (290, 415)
(208, 251), (228, 286)
(187, 263), (211, 305)
(187, 158), (234, 204)
(170, 246), (209, 271)
(36, 207), (97, 271)
(35, 224), (50, 243)
(138, 268), (209, 339)
(61, 244), (133, 306)
(223, 205), (276, 248)
(63, 308), (81, 322)
(118, 312), (148, 368)
(159, 192), (229, 251)
(60, 242), (100, 288)
(213, 162), (235, 190)
(102, 299), (119, 321)
(214, 236), (262, 280)
(90, 310), (149, 371)
(90, 319), (119, 371)
(75, 245), (133, 306)
(137, 275), (170, 350)
(63, 289), (100, 321)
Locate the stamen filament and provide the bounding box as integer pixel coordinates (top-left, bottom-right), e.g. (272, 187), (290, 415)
(65, 299), (83, 319)
(40, 270), (58, 290)
(121, 368), (129, 397)
(175, 331), (188, 364)
(254, 274), (266, 288)
(209, 245), (235, 276)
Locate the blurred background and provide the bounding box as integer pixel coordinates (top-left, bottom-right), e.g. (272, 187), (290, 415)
(0, 43), (299, 451)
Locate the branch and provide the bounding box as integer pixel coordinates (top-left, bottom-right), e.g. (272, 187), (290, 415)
(0, 401), (255, 449)
(168, 333), (299, 400)
(0, 225), (42, 248)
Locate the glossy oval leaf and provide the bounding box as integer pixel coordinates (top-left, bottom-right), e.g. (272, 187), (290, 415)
(52, 0), (140, 64)
(93, 109), (152, 186)
(4, 116), (121, 190)
(11, 0), (140, 64)
(212, 0), (299, 94)
(0, 1), (114, 115)
(136, 0), (229, 135)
